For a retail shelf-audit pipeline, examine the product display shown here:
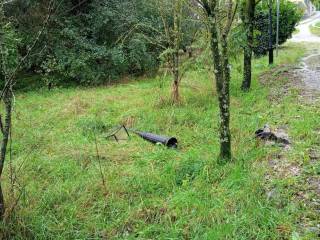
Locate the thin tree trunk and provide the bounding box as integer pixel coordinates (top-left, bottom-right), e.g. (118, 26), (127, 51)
(268, 0), (274, 65)
(219, 38), (231, 161)
(172, 55), (180, 103)
(0, 181), (4, 220)
(0, 92), (12, 176)
(0, 90), (12, 220)
(242, 48), (252, 90)
(208, 13), (232, 161)
(241, 0), (255, 91)
(171, 0), (181, 104)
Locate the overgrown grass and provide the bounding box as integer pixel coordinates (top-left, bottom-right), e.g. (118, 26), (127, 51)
(1, 43), (319, 239)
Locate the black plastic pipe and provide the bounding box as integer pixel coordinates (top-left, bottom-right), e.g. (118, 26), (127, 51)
(131, 130), (178, 148)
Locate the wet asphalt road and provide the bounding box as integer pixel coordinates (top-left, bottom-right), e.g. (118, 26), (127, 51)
(290, 12), (320, 43)
(290, 12), (320, 91)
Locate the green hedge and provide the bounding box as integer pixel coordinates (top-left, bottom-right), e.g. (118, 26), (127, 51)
(253, 1), (303, 56)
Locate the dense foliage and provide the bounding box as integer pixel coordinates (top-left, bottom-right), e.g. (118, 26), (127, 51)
(312, 0), (320, 10)
(8, 0), (162, 85)
(2, 0), (302, 87)
(4, 0), (196, 87)
(253, 1), (303, 56)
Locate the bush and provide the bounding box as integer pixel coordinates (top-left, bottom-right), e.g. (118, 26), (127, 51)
(5, 0), (163, 87)
(253, 1), (303, 56)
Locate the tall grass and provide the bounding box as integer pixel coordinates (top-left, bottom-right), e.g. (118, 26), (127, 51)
(0, 43), (318, 239)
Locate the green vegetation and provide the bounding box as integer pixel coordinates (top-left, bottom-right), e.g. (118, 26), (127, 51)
(0, 0), (318, 239)
(3, 0), (301, 89)
(252, 1), (303, 56)
(310, 22), (320, 36)
(3, 0), (197, 87)
(293, 28), (300, 35)
(312, 0), (320, 10)
(1, 43), (319, 239)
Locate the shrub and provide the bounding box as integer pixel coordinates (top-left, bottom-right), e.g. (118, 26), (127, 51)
(253, 1), (303, 56)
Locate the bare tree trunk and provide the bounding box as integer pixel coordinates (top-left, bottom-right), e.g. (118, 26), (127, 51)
(241, 0), (255, 91)
(0, 181), (4, 219)
(204, 0), (234, 162)
(208, 17), (232, 161)
(268, 0), (274, 65)
(171, 0), (181, 104)
(0, 0), (52, 221)
(242, 47), (252, 90)
(219, 38), (231, 160)
(0, 89), (12, 220)
(172, 52), (179, 103)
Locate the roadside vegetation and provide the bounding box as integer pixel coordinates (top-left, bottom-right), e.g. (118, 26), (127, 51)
(310, 21), (320, 36)
(1, 0), (319, 239)
(1, 43), (319, 239)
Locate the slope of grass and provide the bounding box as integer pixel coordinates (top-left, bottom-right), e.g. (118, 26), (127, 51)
(310, 21), (320, 36)
(1, 43), (319, 239)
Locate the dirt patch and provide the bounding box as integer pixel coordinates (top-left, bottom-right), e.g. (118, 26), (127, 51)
(259, 64), (299, 102)
(268, 159), (301, 178)
(259, 60), (320, 103)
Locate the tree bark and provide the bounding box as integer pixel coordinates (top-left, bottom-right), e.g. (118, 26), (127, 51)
(219, 38), (232, 161)
(242, 48), (252, 90)
(0, 181), (4, 220)
(0, 91), (12, 177)
(171, 0), (181, 104)
(268, 0), (274, 65)
(0, 90), (12, 220)
(208, 12), (232, 161)
(241, 0), (255, 91)
(172, 56), (180, 103)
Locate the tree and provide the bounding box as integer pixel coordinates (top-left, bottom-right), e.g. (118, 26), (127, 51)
(0, 1), (16, 219)
(197, 0), (238, 161)
(241, 0), (256, 91)
(153, 0), (199, 104)
(0, 0), (53, 220)
(4, 0), (164, 87)
(268, 0), (274, 65)
(157, 0), (184, 104)
(171, 0), (183, 103)
(252, 1), (302, 56)
(312, 0), (320, 9)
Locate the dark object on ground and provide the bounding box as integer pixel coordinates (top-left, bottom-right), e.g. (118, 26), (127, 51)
(105, 125), (178, 148)
(255, 125), (290, 145)
(48, 82), (53, 91)
(131, 130), (178, 148)
(105, 125), (130, 142)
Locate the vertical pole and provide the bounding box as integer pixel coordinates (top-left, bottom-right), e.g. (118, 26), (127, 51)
(276, 0), (280, 56)
(268, 0), (274, 65)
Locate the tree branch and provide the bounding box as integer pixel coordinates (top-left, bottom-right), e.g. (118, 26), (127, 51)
(0, 115), (4, 135)
(0, 0), (55, 101)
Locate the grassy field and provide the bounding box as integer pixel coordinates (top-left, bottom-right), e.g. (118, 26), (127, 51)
(0, 43), (319, 239)
(310, 21), (320, 36)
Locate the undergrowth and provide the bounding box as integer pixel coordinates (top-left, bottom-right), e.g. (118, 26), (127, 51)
(0, 43), (319, 239)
